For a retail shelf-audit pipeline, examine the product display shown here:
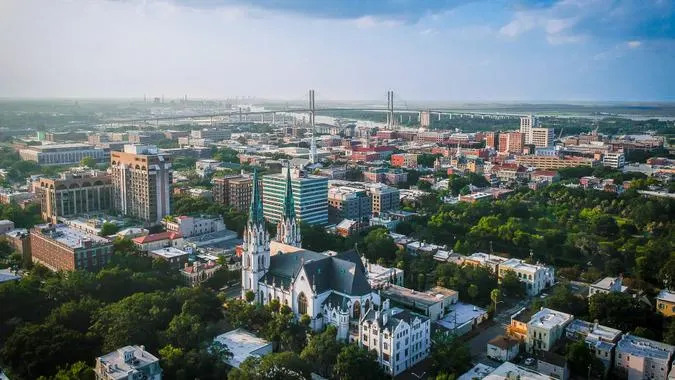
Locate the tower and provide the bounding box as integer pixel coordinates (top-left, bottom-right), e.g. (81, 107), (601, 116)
(276, 164), (302, 247)
(309, 89), (317, 164)
(241, 169), (270, 303)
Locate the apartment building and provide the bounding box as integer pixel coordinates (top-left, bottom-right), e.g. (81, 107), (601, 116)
(565, 319), (622, 371)
(262, 167), (328, 225)
(498, 132), (524, 154)
(530, 128), (554, 148)
(485, 132), (498, 150)
(212, 174), (253, 212)
(30, 224), (113, 272)
(391, 153), (419, 168)
(498, 258), (555, 296)
(110, 145), (172, 223)
(364, 183), (400, 216)
(162, 215), (226, 238)
(526, 308), (574, 353)
(327, 186), (372, 225)
(615, 334), (675, 380)
(37, 169), (112, 223)
(19, 143), (108, 165)
(520, 115), (537, 143)
(95, 345), (162, 380)
(359, 300), (431, 376)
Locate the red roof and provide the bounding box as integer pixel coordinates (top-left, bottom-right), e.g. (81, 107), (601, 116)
(132, 231), (182, 244)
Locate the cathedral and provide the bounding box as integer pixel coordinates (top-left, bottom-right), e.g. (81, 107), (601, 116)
(241, 167), (377, 340)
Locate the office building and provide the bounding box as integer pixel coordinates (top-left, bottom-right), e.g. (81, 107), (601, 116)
(498, 258), (555, 296)
(364, 183), (400, 216)
(46, 131), (88, 143)
(526, 308), (573, 353)
(19, 143), (108, 165)
(419, 111), (430, 128)
(212, 174), (253, 212)
(110, 145), (172, 223)
(516, 154), (599, 170)
(498, 132), (524, 154)
(520, 115), (537, 144)
(37, 169), (113, 223)
(191, 128), (231, 141)
(30, 224), (113, 272)
(95, 345), (162, 380)
(603, 152), (625, 168)
(565, 319), (622, 371)
(615, 334), (675, 380)
(359, 300), (431, 376)
(328, 186), (372, 225)
(262, 168), (328, 225)
(531, 127), (554, 148)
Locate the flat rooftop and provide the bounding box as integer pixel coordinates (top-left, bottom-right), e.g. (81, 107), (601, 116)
(528, 308), (573, 329)
(657, 289), (675, 304)
(380, 284), (445, 308)
(486, 362), (553, 380)
(500, 258), (542, 274)
(566, 319), (621, 343)
(617, 334), (675, 360)
(213, 328), (272, 368)
(591, 276), (621, 290)
(458, 363), (495, 380)
(34, 224), (110, 249)
(150, 247), (188, 259)
(96, 345), (160, 380)
(437, 302), (487, 331)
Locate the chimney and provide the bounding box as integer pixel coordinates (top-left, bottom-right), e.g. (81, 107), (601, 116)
(593, 319), (599, 330)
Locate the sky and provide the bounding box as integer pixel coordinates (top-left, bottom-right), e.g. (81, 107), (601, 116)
(0, 0), (674, 102)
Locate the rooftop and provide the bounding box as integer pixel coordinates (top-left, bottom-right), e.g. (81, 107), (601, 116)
(616, 334), (675, 360)
(213, 328), (272, 368)
(150, 247), (188, 259)
(132, 231), (182, 244)
(96, 345), (160, 380)
(380, 284), (447, 308)
(437, 302), (487, 331)
(527, 308), (573, 329)
(500, 258), (545, 274)
(566, 319), (622, 343)
(486, 361), (553, 380)
(488, 335), (521, 350)
(591, 276), (624, 290)
(657, 289), (675, 304)
(458, 363), (495, 380)
(34, 224), (110, 249)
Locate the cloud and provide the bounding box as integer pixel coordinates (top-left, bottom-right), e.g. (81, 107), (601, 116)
(166, 0), (475, 24)
(627, 40), (642, 48)
(500, 0), (675, 44)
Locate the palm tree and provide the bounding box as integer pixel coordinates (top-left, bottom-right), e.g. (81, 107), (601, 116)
(491, 288), (500, 314)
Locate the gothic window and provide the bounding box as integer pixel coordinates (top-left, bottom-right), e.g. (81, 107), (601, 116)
(365, 299), (371, 312)
(353, 300), (361, 319)
(298, 292), (308, 315)
(260, 290), (264, 304)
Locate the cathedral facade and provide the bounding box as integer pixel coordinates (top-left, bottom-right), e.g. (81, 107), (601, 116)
(241, 167), (377, 340)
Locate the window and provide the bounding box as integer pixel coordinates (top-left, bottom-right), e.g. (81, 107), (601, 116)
(298, 292), (308, 315)
(384, 342), (388, 350)
(353, 300), (361, 319)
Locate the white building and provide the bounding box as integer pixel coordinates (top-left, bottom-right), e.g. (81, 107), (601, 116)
(379, 284), (458, 321)
(19, 143), (108, 165)
(359, 300), (431, 376)
(520, 115), (537, 143)
(487, 335), (520, 362)
(94, 345), (162, 380)
(526, 308), (573, 353)
(486, 361), (555, 379)
(498, 258), (555, 296)
(0, 220), (14, 234)
(195, 159), (222, 177)
(603, 152), (625, 169)
(530, 128), (554, 148)
(163, 215), (227, 238)
(615, 334), (675, 380)
(363, 258), (404, 287)
(212, 329), (273, 368)
(589, 276), (627, 297)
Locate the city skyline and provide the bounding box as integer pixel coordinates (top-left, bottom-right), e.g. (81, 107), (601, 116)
(1, 0), (674, 101)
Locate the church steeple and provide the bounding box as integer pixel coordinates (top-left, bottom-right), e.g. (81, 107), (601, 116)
(241, 169), (270, 303)
(276, 164), (302, 247)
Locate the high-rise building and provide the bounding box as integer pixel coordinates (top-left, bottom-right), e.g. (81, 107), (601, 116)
(262, 168), (328, 226)
(498, 132), (524, 154)
(530, 127), (554, 148)
(364, 183), (400, 216)
(110, 145), (172, 224)
(212, 174), (253, 212)
(30, 224), (113, 272)
(328, 186), (372, 225)
(520, 115), (537, 143)
(36, 169), (112, 223)
(19, 143), (108, 166)
(485, 132), (498, 150)
(419, 111), (430, 128)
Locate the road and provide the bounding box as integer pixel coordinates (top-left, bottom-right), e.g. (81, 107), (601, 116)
(222, 284), (242, 300)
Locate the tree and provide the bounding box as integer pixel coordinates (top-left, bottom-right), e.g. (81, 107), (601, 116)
(467, 284), (479, 301)
(230, 352), (311, 380)
(566, 340), (604, 378)
(589, 292), (662, 335)
(40, 361), (94, 380)
(490, 289), (500, 313)
(245, 291), (255, 303)
(362, 228), (397, 264)
(333, 344), (388, 380)
(99, 222), (119, 236)
(301, 326), (344, 377)
(79, 156), (96, 168)
(430, 333), (471, 376)
(500, 270), (525, 298)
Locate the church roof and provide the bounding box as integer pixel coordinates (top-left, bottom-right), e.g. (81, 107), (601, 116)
(322, 292), (350, 311)
(281, 163), (296, 220)
(362, 307), (428, 331)
(262, 248), (371, 296)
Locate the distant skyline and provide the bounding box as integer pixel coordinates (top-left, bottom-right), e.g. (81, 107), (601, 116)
(1, 0), (674, 101)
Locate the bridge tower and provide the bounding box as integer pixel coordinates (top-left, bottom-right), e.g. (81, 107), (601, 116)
(309, 89), (317, 164)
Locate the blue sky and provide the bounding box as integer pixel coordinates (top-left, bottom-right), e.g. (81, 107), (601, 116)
(0, 0), (673, 101)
